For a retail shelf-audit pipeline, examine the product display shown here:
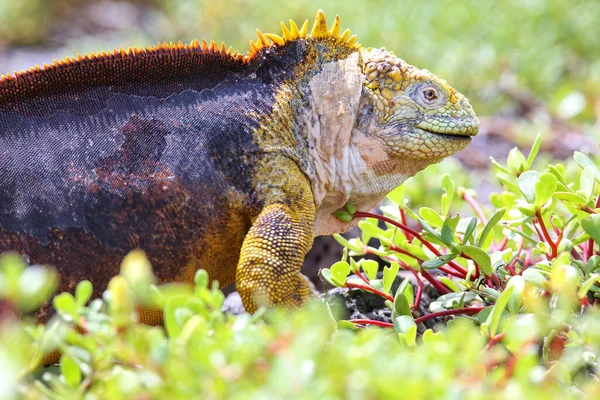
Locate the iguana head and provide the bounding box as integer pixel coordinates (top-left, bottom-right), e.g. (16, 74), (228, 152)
(357, 47), (479, 161)
(263, 11), (480, 234)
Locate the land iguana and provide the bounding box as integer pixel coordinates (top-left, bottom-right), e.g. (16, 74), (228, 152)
(0, 11), (479, 320)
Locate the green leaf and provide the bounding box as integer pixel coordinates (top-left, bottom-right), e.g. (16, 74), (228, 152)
(344, 203), (357, 215)
(398, 324), (417, 347)
(518, 171), (540, 203)
(436, 291), (477, 308)
(422, 254), (458, 270)
(507, 147), (527, 174)
(333, 234), (363, 253)
(330, 261), (351, 285)
(321, 269), (341, 287)
(579, 166), (596, 202)
(582, 215), (600, 245)
(460, 245), (492, 276)
(477, 208), (506, 248)
(462, 217), (478, 245)
(535, 173), (557, 208)
(332, 209), (353, 222)
(579, 274), (600, 299)
(53, 293), (78, 318)
(75, 280), (93, 307)
(194, 269), (209, 288)
(393, 315), (416, 334)
(489, 156), (510, 174)
(522, 268), (548, 288)
(438, 277), (461, 292)
(441, 174), (455, 215)
(419, 207), (444, 227)
(358, 220), (385, 244)
(60, 355), (82, 387)
(393, 292), (411, 317)
(486, 285), (514, 337)
(574, 152), (600, 183)
(496, 172), (520, 193)
(397, 277), (414, 305)
(506, 275), (525, 314)
(525, 133), (542, 169)
(441, 215), (459, 245)
(360, 259), (379, 281)
(383, 262), (400, 294)
(387, 185), (405, 205)
(553, 192), (588, 205)
(418, 218), (452, 247)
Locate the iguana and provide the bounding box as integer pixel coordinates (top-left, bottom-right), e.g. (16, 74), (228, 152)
(0, 11), (479, 321)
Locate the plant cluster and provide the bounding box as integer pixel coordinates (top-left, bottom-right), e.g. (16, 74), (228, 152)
(0, 135), (598, 399)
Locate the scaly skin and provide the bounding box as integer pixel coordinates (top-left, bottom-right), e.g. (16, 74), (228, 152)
(0, 11), (478, 318)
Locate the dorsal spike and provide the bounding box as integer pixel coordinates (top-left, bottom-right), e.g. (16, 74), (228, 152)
(347, 34), (358, 47)
(280, 21), (293, 41)
(339, 29), (351, 43)
(310, 10), (328, 39)
(249, 40), (259, 54)
(289, 19), (300, 39)
(264, 33), (285, 46)
(299, 19), (309, 38)
(329, 15), (341, 38)
(256, 29), (270, 47)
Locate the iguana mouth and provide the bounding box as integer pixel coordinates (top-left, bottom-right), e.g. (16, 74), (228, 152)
(415, 126), (475, 141)
(415, 120), (479, 138)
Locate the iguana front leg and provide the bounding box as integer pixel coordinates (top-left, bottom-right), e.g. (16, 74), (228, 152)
(236, 163), (315, 313)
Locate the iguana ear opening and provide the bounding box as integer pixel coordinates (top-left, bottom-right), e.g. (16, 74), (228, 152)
(356, 97), (374, 132)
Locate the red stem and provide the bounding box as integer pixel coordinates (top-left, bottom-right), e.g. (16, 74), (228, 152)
(419, 269), (452, 295)
(462, 192), (488, 225)
(345, 282), (394, 302)
(508, 237), (524, 276)
(389, 245), (465, 278)
(414, 307), (485, 324)
(349, 319), (394, 328)
(535, 211), (557, 259)
(463, 192), (501, 253)
(413, 274), (424, 309)
(399, 208), (413, 243)
(354, 211), (469, 278)
(483, 332), (505, 352)
(497, 237), (509, 251)
(353, 267), (371, 285)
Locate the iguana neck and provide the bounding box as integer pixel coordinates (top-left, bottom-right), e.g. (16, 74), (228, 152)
(297, 49), (431, 236)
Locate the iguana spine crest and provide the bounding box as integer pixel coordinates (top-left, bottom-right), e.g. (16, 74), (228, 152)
(0, 10), (357, 82)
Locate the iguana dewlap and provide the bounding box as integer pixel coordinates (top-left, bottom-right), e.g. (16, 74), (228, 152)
(0, 11), (479, 319)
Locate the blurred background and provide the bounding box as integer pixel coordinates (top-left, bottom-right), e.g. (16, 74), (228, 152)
(1, 0), (599, 278)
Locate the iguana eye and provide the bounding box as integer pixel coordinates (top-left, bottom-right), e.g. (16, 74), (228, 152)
(423, 88), (438, 102)
(411, 84), (446, 108)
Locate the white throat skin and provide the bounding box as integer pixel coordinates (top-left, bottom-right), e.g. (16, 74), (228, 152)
(301, 52), (432, 236)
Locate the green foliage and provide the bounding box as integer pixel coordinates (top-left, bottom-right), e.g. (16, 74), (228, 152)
(326, 136), (600, 397)
(0, 137), (598, 398)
